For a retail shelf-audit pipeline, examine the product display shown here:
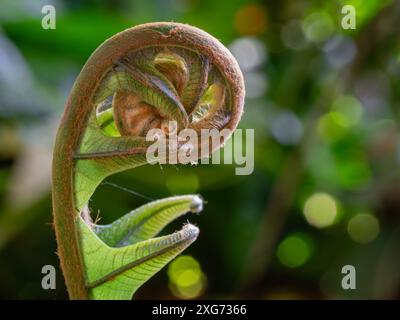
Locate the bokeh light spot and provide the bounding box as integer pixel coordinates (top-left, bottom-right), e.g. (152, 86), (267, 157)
(168, 255), (207, 299)
(277, 233), (313, 268)
(235, 5), (267, 36)
(271, 110), (304, 145)
(347, 213), (380, 244)
(229, 37), (267, 72)
(337, 159), (371, 189)
(281, 20), (308, 51)
(323, 36), (357, 68)
(244, 71), (268, 98)
(303, 12), (334, 43)
(331, 95), (363, 126)
(175, 269), (201, 287)
(317, 112), (349, 143)
(303, 193), (338, 228)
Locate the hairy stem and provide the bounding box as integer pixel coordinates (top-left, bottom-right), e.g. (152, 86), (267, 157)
(52, 22), (244, 299)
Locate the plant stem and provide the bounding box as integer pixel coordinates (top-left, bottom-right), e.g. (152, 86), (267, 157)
(52, 87), (95, 299)
(52, 22), (245, 299)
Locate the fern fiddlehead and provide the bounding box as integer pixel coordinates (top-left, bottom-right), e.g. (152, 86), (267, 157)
(52, 22), (244, 300)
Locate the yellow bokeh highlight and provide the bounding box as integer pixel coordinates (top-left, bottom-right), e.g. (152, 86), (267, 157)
(331, 95), (363, 126)
(167, 255), (206, 299)
(347, 213), (380, 244)
(317, 112), (349, 142)
(318, 95), (363, 144)
(235, 5), (267, 36)
(175, 269), (201, 287)
(303, 193), (338, 228)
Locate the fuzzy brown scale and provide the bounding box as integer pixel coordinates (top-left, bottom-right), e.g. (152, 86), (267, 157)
(95, 45), (236, 140)
(113, 93), (163, 136)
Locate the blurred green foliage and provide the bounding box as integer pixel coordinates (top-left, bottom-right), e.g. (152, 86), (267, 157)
(0, 0), (400, 299)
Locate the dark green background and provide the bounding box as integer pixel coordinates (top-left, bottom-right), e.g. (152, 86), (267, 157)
(0, 0), (399, 299)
